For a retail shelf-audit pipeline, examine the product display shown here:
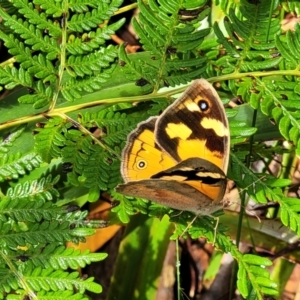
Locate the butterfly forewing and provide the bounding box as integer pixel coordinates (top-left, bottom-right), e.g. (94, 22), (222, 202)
(155, 79), (229, 173)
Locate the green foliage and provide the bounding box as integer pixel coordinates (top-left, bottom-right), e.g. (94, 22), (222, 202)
(237, 254), (277, 298)
(0, 164), (104, 298)
(0, 0), (125, 107)
(119, 0), (210, 87)
(0, 0), (125, 297)
(0, 0), (300, 298)
(170, 215), (279, 299)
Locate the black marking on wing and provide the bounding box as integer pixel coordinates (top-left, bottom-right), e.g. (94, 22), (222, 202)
(155, 80), (228, 163)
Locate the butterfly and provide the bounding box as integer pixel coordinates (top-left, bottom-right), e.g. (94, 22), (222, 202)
(116, 79), (230, 216)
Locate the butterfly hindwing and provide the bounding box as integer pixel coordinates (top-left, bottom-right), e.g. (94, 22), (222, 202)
(117, 158), (226, 215)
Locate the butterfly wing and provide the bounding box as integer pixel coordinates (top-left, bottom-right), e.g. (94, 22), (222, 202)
(118, 79), (229, 214)
(120, 117), (175, 182)
(155, 79), (229, 173)
(117, 158), (226, 215)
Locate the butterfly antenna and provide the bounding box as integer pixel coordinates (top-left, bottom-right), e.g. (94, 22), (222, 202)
(237, 175), (266, 194)
(225, 175), (266, 222)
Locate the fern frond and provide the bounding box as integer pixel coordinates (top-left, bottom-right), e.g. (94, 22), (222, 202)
(34, 117), (69, 162)
(0, 199), (69, 223)
(62, 65), (115, 97)
(213, 0), (281, 75)
(172, 218), (278, 299)
(25, 244), (107, 270)
(229, 152), (290, 203)
(0, 265), (101, 296)
(0, 129), (24, 153)
(120, 0), (210, 87)
(112, 191), (150, 223)
(30, 0), (64, 17)
(276, 24), (300, 69)
(0, 11), (61, 45)
(237, 254), (277, 299)
(0, 0), (124, 108)
(0, 267), (19, 299)
(4, 172), (59, 199)
(26, 267), (101, 293)
(0, 32), (56, 73)
(282, 1), (300, 14)
(0, 0), (17, 15)
(81, 108), (151, 146)
(68, 0), (122, 32)
(229, 150), (300, 239)
(67, 46), (117, 77)
(10, 0), (62, 35)
(242, 77), (300, 155)
(0, 66), (31, 90)
(67, 19), (125, 55)
(0, 152), (42, 181)
(19, 81), (54, 108)
(2, 220), (94, 248)
(60, 128), (120, 192)
(280, 198), (300, 235)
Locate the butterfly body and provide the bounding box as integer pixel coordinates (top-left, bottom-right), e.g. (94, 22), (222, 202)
(117, 79), (229, 215)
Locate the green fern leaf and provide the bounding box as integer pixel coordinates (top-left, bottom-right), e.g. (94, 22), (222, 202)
(257, 79), (300, 155)
(280, 197), (300, 235)
(54, 126), (120, 195)
(237, 254), (277, 299)
(22, 266), (102, 293)
(68, 0), (122, 32)
(34, 117), (69, 162)
(0, 129), (24, 153)
(67, 19), (126, 55)
(67, 46), (117, 77)
(0, 11), (61, 44)
(1, 220), (93, 248)
(0, 0), (123, 108)
(19, 80), (54, 108)
(31, 0), (64, 17)
(0, 268), (19, 297)
(282, 1), (300, 14)
(120, 0), (210, 87)
(214, 0), (281, 75)
(16, 244), (107, 270)
(81, 108), (150, 146)
(1, 200), (62, 222)
(237, 264), (248, 297)
(228, 152), (287, 203)
(62, 65), (115, 96)
(111, 193), (139, 223)
(69, 0), (99, 13)
(0, 152), (42, 181)
(276, 24), (300, 67)
(11, 0), (62, 35)
(0, 66), (30, 89)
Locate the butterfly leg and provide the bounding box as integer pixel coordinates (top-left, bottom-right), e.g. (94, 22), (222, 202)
(179, 214), (198, 238)
(212, 216), (220, 246)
